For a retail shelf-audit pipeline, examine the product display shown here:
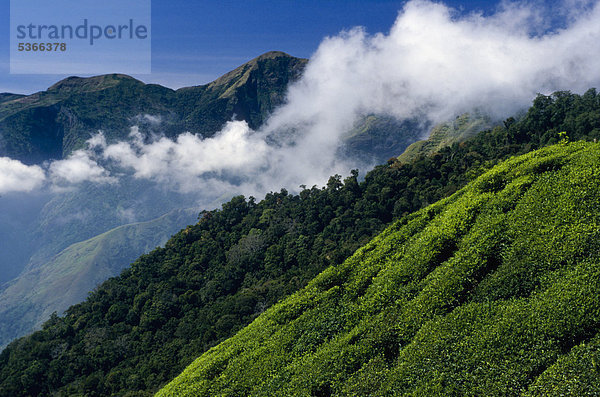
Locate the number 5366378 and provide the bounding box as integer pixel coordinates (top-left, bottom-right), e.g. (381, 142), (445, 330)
(17, 42), (66, 51)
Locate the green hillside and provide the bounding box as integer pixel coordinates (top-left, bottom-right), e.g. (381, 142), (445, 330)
(159, 141), (600, 396)
(26, 179), (199, 270)
(0, 208), (198, 350)
(0, 74), (173, 163)
(398, 112), (493, 163)
(0, 93), (25, 104)
(343, 115), (425, 163)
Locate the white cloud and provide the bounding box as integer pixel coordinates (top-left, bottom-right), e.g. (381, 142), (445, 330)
(224, 0), (600, 194)
(265, 0), (600, 132)
(49, 149), (116, 186)
(98, 122), (269, 192)
(0, 157), (46, 194)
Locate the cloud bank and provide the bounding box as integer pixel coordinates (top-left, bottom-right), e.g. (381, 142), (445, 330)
(3, 0), (600, 198)
(0, 157), (45, 194)
(267, 0), (600, 128)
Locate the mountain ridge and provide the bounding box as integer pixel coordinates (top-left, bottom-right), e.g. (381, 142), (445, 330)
(0, 52), (307, 164)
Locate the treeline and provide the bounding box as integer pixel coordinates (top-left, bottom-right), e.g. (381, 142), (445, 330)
(159, 141), (600, 396)
(0, 89), (599, 396)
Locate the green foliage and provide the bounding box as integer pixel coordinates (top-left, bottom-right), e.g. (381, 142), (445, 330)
(1, 89), (600, 396)
(158, 142), (600, 396)
(0, 170), (411, 396)
(525, 335), (600, 396)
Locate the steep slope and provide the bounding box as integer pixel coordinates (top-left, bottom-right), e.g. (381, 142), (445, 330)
(0, 193), (49, 284)
(342, 115), (426, 163)
(25, 179), (199, 270)
(0, 208), (198, 350)
(0, 52), (307, 164)
(159, 141), (600, 396)
(398, 112), (493, 163)
(0, 90), (598, 397)
(175, 51), (307, 134)
(0, 93), (25, 104)
(0, 178), (202, 321)
(0, 74), (173, 163)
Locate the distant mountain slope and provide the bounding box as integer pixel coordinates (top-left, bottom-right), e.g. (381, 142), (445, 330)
(0, 51), (433, 167)
(0, 193), (48, 284)
(398, 112), (493, 163)
(0, 74), (173, 163)
(175, 51), (307, 135)
(0, 208), (197, 350)
(25, 179), (200, 270)
(0, 52), (307, 164)
(342, 115), (426, 164)
(0, 93), (25, 104)
(159, 141), (600, 396)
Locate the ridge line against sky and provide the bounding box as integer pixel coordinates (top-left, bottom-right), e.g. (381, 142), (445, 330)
(0, 0), (552, 94)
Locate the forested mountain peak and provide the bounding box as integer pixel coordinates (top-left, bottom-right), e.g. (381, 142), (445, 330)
(205, 51), (306, 95)
(47, 74), (148, 94)
(175, 51), (307, 131)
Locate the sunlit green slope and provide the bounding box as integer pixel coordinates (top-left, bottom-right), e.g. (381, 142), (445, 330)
(0, 208), (197, 350)
(398, 112), (493, 163)
(159, 141), (600, 396)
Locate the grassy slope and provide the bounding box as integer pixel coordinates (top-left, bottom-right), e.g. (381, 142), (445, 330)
(26, 179), (199, 270)
(159, 142), (600, 396)
(0, 208), (197, 350)
(1, 90), (598, 396)
(342, 115), (426, 163)
(398, 112), (492, 164)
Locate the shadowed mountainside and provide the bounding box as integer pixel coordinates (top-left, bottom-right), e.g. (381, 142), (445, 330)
(0, 51), (307, 164)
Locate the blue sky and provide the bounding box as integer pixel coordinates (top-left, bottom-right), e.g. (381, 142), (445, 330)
(0, 0), (503, 94)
